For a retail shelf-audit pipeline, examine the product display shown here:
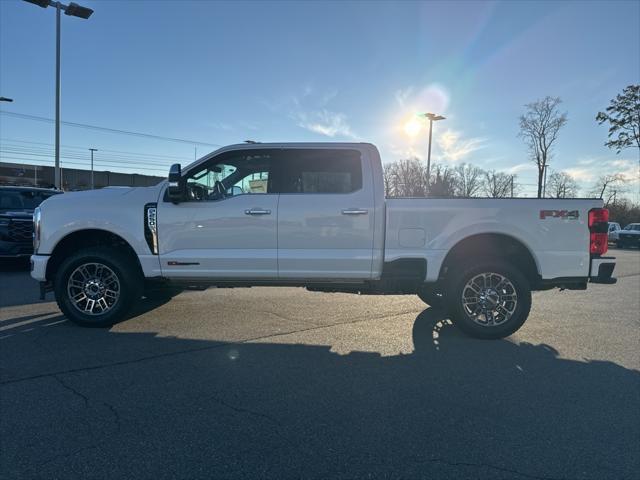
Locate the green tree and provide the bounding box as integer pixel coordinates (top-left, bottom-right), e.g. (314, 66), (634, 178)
(596, 85), (640, 154)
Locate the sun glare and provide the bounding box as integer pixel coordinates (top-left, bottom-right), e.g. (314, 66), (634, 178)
(403, 117), (422, 138)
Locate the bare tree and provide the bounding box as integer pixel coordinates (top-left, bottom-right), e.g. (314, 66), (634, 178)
(453, 163), (484, 197)
(383, 162), (395, 197)
(383, 158), (428, 197)
(546, 171), (579, 198)
(483, 170), (514, 198)
(596, 85), (640, 155)
(518, 96), (568, 198)
(589, 174), (627, 206)
(428, 164), (457, 197)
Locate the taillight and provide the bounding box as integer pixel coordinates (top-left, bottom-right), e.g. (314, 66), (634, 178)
(588, 208), (609, 226)
(588, 208), (609, 256)
(590, 232), (608, 255)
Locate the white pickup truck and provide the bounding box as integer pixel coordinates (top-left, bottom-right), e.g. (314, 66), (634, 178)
(31, 143), (616, 338)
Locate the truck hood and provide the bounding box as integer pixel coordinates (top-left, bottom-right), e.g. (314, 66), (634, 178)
(42, 184), (164, 208)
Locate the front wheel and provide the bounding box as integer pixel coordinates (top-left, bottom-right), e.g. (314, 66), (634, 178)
(447, 262), (531, 339)
(54, 247), (143, 327)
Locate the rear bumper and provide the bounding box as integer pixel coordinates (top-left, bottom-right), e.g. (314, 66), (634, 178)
(30, 254), (50, 282)
(539, 256), (616, 290)
(589, 256), (616, 284)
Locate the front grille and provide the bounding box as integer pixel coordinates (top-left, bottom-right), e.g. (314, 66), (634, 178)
(8, 220), (33, 242)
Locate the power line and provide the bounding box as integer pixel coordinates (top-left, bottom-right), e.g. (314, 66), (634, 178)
(1, 137), (190, 161)
(0, 156), (167, 174)
(1, 146), (176, 168)
(0, 111), (222, 147)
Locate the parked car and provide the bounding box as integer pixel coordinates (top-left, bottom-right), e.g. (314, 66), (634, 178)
(608, 222), (621, 242)
(617, 223), (640, 249)
(31, 143), (616, 339)
(0, 186), (61, 258)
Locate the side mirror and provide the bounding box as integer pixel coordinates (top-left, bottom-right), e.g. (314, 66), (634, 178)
(167, 163), (183, 203)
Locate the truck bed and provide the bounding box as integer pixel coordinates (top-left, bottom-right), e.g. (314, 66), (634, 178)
(384, 198), (603, 281)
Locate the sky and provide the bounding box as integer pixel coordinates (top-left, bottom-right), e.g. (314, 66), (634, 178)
(1, 0), (639, 198)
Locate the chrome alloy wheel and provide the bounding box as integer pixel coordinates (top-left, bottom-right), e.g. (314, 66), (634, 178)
(67, 262), (121, 316)
(461, 272), (518, 327)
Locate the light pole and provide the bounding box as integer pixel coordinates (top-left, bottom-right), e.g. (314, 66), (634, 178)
(23, 1), (94, 190)
(419, 112), (445, 190)
(89, 148), (97, 189)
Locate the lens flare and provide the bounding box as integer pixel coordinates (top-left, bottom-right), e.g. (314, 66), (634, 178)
(403, 118), (422, 138)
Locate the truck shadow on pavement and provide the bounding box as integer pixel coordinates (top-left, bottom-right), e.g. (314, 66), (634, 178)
(1, 308), (639, 479)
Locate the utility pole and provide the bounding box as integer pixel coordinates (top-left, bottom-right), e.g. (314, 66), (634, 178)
(419, 112), (445, 193)
(89, 148), (97, 189)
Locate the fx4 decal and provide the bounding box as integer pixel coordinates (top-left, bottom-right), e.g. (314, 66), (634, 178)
(539, 209), (580, 220)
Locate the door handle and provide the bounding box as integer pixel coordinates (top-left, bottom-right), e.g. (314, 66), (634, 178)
(341, 208), (368, 215)
(245, 209), (271, 215)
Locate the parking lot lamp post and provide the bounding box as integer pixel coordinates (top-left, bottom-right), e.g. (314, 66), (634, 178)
(419, 113), (446, 192)
(23, 1), (94, 190)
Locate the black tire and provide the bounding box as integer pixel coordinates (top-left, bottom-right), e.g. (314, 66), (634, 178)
(447, 262), (531, 340)
(54, 247), (143, 327)
(416, 285), (446, 308)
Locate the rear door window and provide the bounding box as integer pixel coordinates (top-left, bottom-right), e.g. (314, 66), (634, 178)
(276, 149), (362, 194)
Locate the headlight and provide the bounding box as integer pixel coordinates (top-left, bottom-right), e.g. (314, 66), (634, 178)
(33, 207), (41, 252)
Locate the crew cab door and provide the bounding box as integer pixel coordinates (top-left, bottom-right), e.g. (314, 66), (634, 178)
(157, 150), (278, 278)
(276, 147), (375, 279)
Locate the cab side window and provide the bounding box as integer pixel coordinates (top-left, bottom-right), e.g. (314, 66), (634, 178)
(183, 151), (274, 201)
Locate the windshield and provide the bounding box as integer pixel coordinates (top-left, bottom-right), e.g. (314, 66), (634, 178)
(0, 190), (58, 212)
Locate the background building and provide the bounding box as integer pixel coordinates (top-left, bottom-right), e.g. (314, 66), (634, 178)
(0, 162), (164, 190)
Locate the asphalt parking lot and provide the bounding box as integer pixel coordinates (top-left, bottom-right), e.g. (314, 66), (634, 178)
(1, 248), (639, 479)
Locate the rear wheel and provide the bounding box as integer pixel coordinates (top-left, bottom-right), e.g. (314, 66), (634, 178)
(54, 247), (142, 327)
(447, 262), (531, 339)
(417, 285), (446, 308)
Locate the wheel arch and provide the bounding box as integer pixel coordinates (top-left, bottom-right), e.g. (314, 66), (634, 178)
(438, 233), (541, 287)
(46, 229), (143, 281)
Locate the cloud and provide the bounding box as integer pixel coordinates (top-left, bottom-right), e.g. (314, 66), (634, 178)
(436, 129), (487, 162)
(564, 157), (639, 185)
(395, 84), (450, 114)
(271, 86), (358, 139)
(562, 167), (597, 182)
(294, 109), (357, 139)
(395, 87), (414, 108)
(503, 163), (537, 175)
